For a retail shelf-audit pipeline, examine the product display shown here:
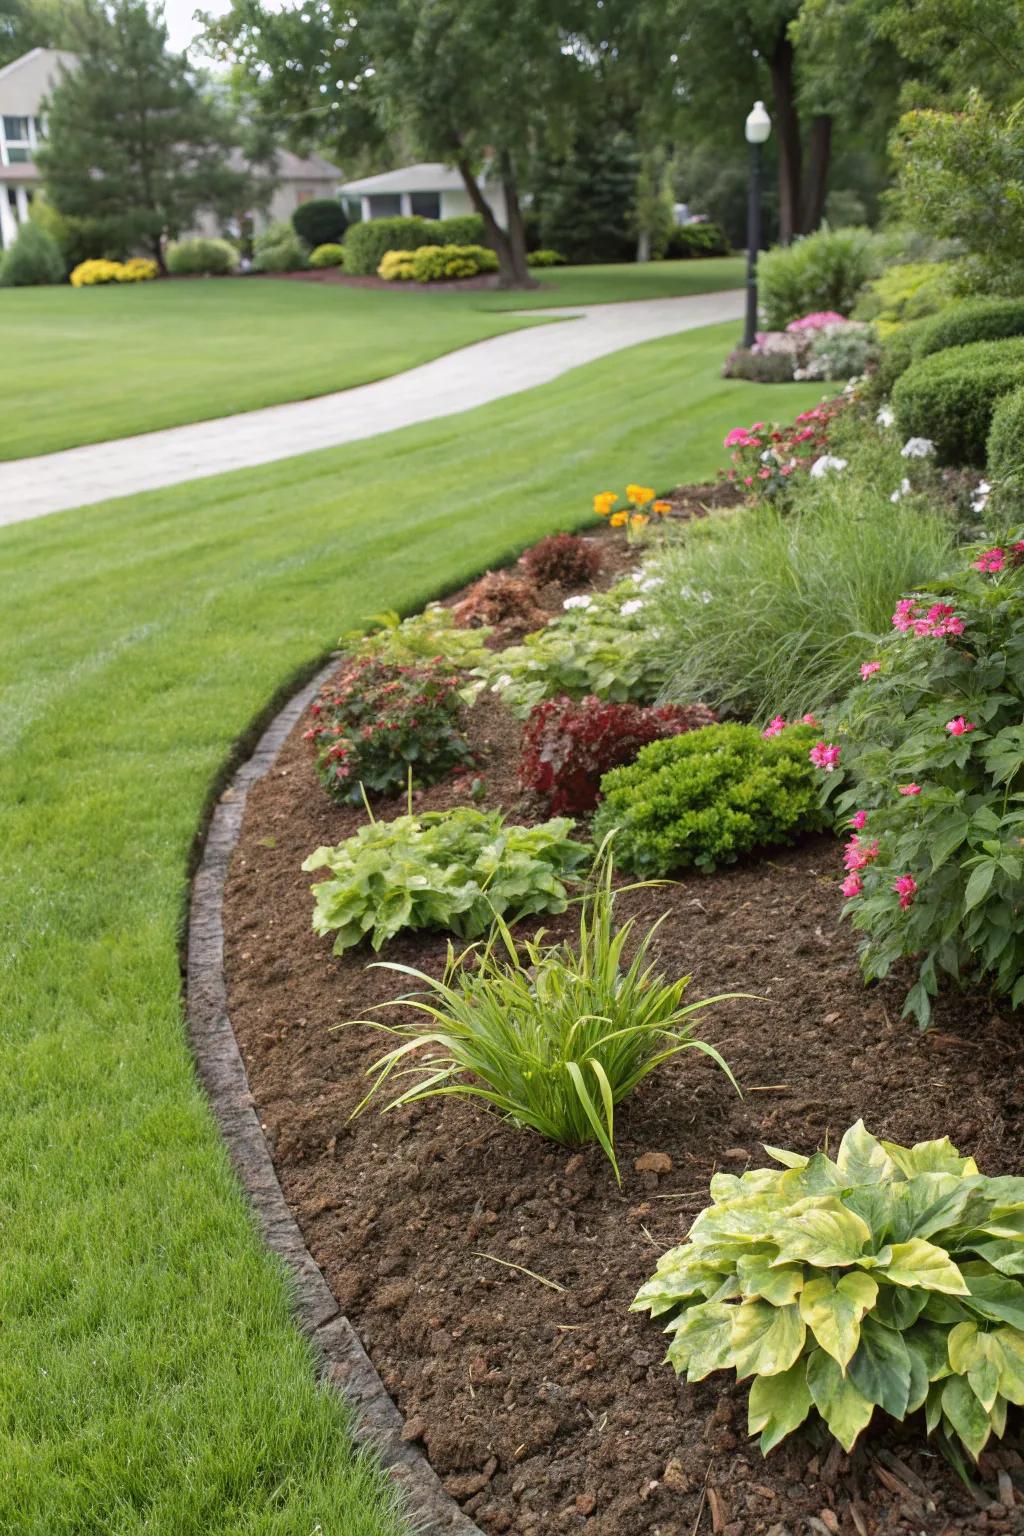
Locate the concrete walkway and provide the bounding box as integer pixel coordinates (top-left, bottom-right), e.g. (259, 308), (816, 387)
(0, 289), (743, 527)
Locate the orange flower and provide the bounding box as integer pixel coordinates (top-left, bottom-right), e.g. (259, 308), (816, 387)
(626, 483), (655, 506)
(652, 499), (672, 516)
(609, 510), (629, 527)
(630, 513), (650, 529)
(593, 491), (618, 516)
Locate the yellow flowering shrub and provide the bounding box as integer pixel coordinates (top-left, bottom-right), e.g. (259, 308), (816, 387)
(377, 243), (499, 282)
(378, 249), (417, 281)
(116, 257), (158, 282)
(70, 257), (157, 286)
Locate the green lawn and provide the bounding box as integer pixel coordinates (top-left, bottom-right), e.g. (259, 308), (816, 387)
(0, 321), (821, 1535)
(0, 258), (742, 460)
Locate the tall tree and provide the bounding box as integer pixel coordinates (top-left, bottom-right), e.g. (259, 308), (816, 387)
(39, 0), (269, 269)
(0, 0), (75, 67)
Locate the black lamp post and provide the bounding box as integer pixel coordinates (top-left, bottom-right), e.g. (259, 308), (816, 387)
(743, 100), (772, 349)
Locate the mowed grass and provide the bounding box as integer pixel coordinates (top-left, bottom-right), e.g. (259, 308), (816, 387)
(0, 257), (743, 460)
(0, 322), (822, 1535)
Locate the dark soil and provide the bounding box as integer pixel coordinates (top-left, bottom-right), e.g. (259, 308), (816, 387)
(255, 268), (517, 293)
(220, 532), (1023, 1536)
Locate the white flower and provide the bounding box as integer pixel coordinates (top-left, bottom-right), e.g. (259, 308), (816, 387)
(890, 477), (912, 504)
(490, 673), (513, 692)
(638, 575), (663, 592)
(563, 594), (592, 611)
(901, 437), (935, 459)
(875, 404), (895, 429)
(809, 455), (848, 479)
(700, 590), (713, 604)
(620, 598), (644, 616)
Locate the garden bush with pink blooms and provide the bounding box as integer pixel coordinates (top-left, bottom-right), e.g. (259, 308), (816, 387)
(815, 541), (1024, 1024)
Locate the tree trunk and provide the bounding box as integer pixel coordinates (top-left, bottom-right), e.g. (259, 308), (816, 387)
(636, 229), (651, 263)
(800, 113), (832, 234)
(456, 153), (535, 289)
(768, 29), (803, 245)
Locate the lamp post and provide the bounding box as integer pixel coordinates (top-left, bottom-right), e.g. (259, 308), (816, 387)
(743, 100), (772, 349)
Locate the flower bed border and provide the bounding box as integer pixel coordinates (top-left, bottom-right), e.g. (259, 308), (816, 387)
(186, 657), (484, 1536)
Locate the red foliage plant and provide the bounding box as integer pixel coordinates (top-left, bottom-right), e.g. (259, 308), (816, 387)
(451, 570), (549, 634)
(520, 533), (604, 587)
(519, 694), (718, 814)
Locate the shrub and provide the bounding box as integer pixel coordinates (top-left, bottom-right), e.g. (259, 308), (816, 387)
(817, 543), (1024, 1025)
(520, 533), (603, 587)
(452, 571), (549, 635)
(30, 201), (112, 272)
(758, 224), (881, 331)
(663, 221), (730, 259)
(722, 346), (797, 384)
(377, 248), (416, 282)
(893, 338), (1024, 466)
(0, 221), (65, 287)
(593, 723), (828, 875)
(305, 656), (474, 804)
(165, 237), (237, 276)
(253, 220), (307, 273)
(292, 197), (347, 249)
(852, 262), (953, 331)
(800, 323), (879, 382)
(915, 297), (1024, 361)
(986, 386), (1024, 519)
(723, 399), (847, 502)
(302, 806), (590, 951)
(409, 243), (497, 282)
(345, 604), (493, 670)
(635, 1120), (1024, 1461)
(116, 257), (158, 282)
(343, 214), (485, 276)
(520, 695), (717, 814)
(867, 318), (929, 404)
(346, 845), (736, 1181)
(69, 258), (127, 287)
(526, 248), (566, 267)
(308, 243), (345, 269)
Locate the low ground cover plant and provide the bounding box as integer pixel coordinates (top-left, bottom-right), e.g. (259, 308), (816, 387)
(309, 243), (346, 269)
(345, 846), (737, 1181)
(893, 338), (1024, 466)
(303, 806), (589, 951)
(520, 532), (603, 587)
(817, 543), (1024, 1025)
(520, 694), (717, 813)
(724, 319), (877, 385)
(757, 224), (881, 330)
(305, 656), (473, 803)
(594, 722), (826, 875)
(635, 1120), (1024, 1463)
(347, 604), (493, 669)
(165, 237), (237, 276)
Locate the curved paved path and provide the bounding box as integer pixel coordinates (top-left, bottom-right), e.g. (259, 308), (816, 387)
(0, 289), (743, 527)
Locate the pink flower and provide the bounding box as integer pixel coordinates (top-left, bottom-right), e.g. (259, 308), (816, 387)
(801, 712), (819, 726)
(786, 310), (847, 333)
(1011, 541), (1024, 564)
(810, 741), (841, 772)
(893, 873), (918, 909)
(762, 715), (787, 738)
(724, 426), (755, 448)
(945, 716), (976, 736)
(898, 783), (922, 796)
(844, 836), (879, 873)
(850, 811), (867, 830)
(860, 661), (881, 680)
(892, 599), (917, 632)
(841, 873), (863, 898)
(972, 547), (1005, 574)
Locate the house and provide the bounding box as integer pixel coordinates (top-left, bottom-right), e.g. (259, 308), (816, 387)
(0, 47), (343, 251)
(338, 163), (508, 229)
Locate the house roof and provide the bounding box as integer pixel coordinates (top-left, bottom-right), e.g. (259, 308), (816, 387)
(339, 162), (473, 196)
(0, 46), (77, 86)
(272, 147), (343, 181)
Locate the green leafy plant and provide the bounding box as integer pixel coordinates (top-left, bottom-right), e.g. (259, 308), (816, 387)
(309, 242), (346, 269)
(303, 806), (590, 951)
(253, 220), (308, 273)
(664, 221), (730, 259)
(893, 337), (1024, 466)
(345, 844), (738, 1181)
(818, 542), (1024, 1025)
(409, 243), (498, 282)
(634, 1120), (1024, 1463)
(292, 198), (348, 249)
(852, 261), (952, 331)
(987, 387), (1024, 521)
(593, 723), (828, 876)
(165, 236), (238, 276)
(526, 248), (567, 267)
(0, 221), (65, 287)
(343, 215), (485, 276)
(344, 603), (493, 669)
(757, 224), (881, 331)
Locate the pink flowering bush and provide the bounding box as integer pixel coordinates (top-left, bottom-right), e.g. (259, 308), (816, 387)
(722, 397), (848, 500)
(785, 310), (847, 332)
(815, 538), (1024, 1024)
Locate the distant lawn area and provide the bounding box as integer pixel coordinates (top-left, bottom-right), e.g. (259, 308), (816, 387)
(0, 258), (743, 461)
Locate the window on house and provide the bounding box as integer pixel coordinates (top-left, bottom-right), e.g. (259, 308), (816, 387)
(367, 193), (402, 218)
(2, 116), (29, 140)
(1, 115), (33, 165)
(409, 191), (441, 219)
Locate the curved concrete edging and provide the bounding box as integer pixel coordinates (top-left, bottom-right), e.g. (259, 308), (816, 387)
(186, 658), (484, 1536)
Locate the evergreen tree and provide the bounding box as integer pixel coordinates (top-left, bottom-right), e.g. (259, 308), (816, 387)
(39, 0), (269, 268)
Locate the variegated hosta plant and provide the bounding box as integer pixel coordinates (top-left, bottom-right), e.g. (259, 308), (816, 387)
(633, 1122), (1024, 1461)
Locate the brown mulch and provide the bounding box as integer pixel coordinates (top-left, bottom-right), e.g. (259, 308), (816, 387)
(220, 521), (1023, 1536)
(255, 268), (514, 293)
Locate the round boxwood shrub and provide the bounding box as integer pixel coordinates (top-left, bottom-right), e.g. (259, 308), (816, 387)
(592, 722), (827, 875)
(292, 197), (347, 249)
(0, 221), (65, 287)
(986, 383), (1024, 515)
(165, 237), (238, 276)
(309, 242), (345, 269)
(892, 336), (1024, 466)
(915, 296), (1024, 360)
(864, 317), (929, 404)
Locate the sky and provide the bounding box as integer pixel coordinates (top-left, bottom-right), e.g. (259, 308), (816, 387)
(162, 0), (232, 53)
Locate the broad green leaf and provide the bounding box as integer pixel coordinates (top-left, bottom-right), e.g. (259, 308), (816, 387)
(963, 861), (996, 912)
(806, 1348), (875, 1452)
(881, 1135), (977, 1178)
(762, 1144), (809, 1169)
(904, 1320), (953, 1382)
(962, 1269), (1024, 1329)
(877, 1238), (969, 1295)
(666, 1301), (735, 1381)
(992, 1329), (1024, 1406)
(771, 1198), (871, 1269)
(799, 1272), (878, 1371)
(731, 1301), (806, 1380)
(836, 1120), (898, 1186)
(948, 1323), (1000, 1411)
(777, 1152), (844, 1198)
(873, 1284), (928, 1331)
(747, 1357), (813, 1453)
(941, 1375), (992, 1460)
(737, 1254), (804, 1307)
(847, 1316), (912, 1418)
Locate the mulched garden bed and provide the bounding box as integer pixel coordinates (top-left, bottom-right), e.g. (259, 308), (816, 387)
(220, 513), (1023, 1536)
(257, 268), (515, 293)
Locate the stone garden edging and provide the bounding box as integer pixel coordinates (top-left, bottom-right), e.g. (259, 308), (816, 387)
(186, 658), (485, 1536)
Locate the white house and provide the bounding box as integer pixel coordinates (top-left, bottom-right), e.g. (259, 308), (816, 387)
(0, 47), (343, 251)
(338, 162), (508, 229)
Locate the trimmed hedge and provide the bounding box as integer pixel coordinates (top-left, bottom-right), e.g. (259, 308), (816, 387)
(916, 296), (1024, 360)
(987, 384), (1024, 513)
(663, 221), (730, 259)
(344, 213), (486, 275)
(865, 317), (929, 403)
(292, 198), (347, 248)
(0, 221), (65, 287)
(893, 336), (1024, 466)
(166, 237), (238, 276)
(309, 243), (345, 269)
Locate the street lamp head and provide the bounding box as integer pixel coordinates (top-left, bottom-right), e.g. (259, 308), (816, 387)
(745, 100), (771, 145)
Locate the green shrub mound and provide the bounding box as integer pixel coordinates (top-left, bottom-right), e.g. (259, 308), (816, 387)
(302, 807), (590, 951)
(663, 221), (730, 259)
(634, 1120), (1024, 1462)
(343, 213), (485, 275)
(987, 385), (1024, 515)
(165, 237), (237, 276)
(867, 318), (929, 404)
(0, 221), (65, 287)
(253, 220), (308, 273)
(409, 243), (497, 282)
(893, 337), (1024, 465)
(593, 723), (827, 875)
(308, 242), (345, 269)
(292, 197), (347, 249)
(916, 297), (1024, 360)
(758, 224), (881, 330)
(853, 261), (951, 327)
(526, 248), (566, 267)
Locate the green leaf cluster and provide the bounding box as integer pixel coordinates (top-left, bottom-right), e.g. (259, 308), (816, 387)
(592, 723), (828, 875)
(344, 603), (493, 670)
(893, 337), (1024, 467)
(757, 224), (882, 331)
(302, 807), (590, 952)
(634, 1120), (1024, 1461)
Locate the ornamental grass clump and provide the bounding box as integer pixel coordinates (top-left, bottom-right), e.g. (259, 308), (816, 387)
(304, 806), (589, 952)
(346, 845), (738, 1182)
(635, 1121), (1024, 1463)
